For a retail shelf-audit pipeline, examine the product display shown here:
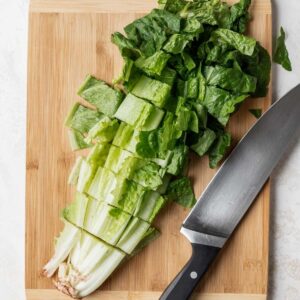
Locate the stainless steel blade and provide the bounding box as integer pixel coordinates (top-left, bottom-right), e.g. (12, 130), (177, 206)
(182, 85), (300, 246)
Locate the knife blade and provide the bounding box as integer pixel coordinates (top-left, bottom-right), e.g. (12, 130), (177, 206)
(160, 85), (300, 300)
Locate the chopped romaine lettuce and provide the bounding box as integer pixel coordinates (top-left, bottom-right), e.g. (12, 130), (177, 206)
(116, 218), (151, 254)
(68, 156), (83, 185)
(134, 50), (171, 76)
(131, 75), (171, 108)
(191, 129), (217, 157)
(166, 177), (196, 208)
(78, 75), (124, 117)
(68, 129), (91, 151)
(84, 116), (119, 144)
(114, 93), (164, 130)
(65, 103), (102, 134)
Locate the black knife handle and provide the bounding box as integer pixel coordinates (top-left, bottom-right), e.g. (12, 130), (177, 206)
(159, 243), (220, 300)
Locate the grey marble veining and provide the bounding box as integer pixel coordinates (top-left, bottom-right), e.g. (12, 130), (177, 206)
(0, 1), (299, 299)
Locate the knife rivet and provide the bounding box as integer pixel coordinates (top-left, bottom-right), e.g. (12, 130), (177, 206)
(190, 271), (198, 279)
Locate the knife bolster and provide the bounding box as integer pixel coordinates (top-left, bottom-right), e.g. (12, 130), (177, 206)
(181, 227), (227, 248)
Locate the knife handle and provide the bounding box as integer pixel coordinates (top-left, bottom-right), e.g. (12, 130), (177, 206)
(159, 243), (220, 300)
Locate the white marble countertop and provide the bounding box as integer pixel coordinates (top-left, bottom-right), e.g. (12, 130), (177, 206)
(0, 1), (299, 299)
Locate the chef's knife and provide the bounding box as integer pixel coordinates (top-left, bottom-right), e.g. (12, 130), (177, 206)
(160, 85), (300, 300)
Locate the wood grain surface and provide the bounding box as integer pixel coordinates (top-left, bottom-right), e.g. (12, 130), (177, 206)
(26, 0), (272, 298)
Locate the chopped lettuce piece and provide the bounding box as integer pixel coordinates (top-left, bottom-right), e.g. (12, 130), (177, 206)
(104, 145), (133, 174)
(68, 129), (91, 151)
(191, 129), (217, 157)
(273, 27), (292, 71)
(154, 67), (177, 86)
(166, 177), (196, 208)
(116, 218), (151, 254)
(123, 9), (180, 57)
(114, 93), (152, 128)
(112, 179), (148, 214)
(87, 166), (149, 214)
(202, 86), (248, 126)
(175, 106), (199, 133)
(212, 29), (257, 56)
(163, 34), (190, 54)
(204, 65), (257, 94)
(111, 32), (141, 59)
(78, 75), (124, 117)
(134, 51), (171, 76)
(87, 167), (116, 202)
(120, 157), (163, 190)
(182, 52), (196, 72)
(142, 106), (166, 131)
(84, 199), (131, 245)
(63, 192), (90, 227)
(113, 57), (135, 84)
(77, 159), (97, 193)
(68, 156), (84, 186)
(131, 75), (171, 108)
(137, 112), (182, 159)
(112, 122), (139, 153)
(114, 93), (164, 130)
(167, 145), (189, 176)
(249, 108), (262, 119)
(86, 143), (110, 166)
(156, 174), (172, 194)
(65, 103), (102, 134)
(230, 0), (251, 33)
(208, 132), (231, 168)
(135, 191), (166, 222)
(84, 116), (119, 144)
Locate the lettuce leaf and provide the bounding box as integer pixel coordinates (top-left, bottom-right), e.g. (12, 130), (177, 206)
(65, 103), (102, 134)
(134, 51), (171, 76)
(78, 75), (124, 117)
(212, 29), (256, 56)
(191, 129), (217, 157)
(131, 75), (171, 108)
(166, 177), (196, 208)
(273, 27), (292, 71)
(204, 65), (257, 94)
(208, 131), (231, 168)
(202, 86), (249, 126)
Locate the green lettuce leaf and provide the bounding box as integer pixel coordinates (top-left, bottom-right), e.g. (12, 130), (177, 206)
(78, 75), (124, 117)
(65, 103), (102, 134)
(208, 131), (231, 168)
(249, 108), (262, 119)
(68, 129), (91, 151)
(134, 51), (171, 76)
(166, 144), (189, 176)
(202, 86), (249, 126)
(84, 117), (119, 144)
(111, 32), (141, 59)
(191, 129), (217, 157)
(230, 0), (251, 33)
(204, 65), (257, 94)
(114, 93), (164, 130)
(273, 27), (292, 71)
(212, 29), (256, 56)
(131, 75), (171, 108)
(124, 9), (180, 57)
(166, 177), (196, 208)
(163, 34), (191, 54)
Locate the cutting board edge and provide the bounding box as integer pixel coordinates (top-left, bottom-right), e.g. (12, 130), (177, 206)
(26, 289), (267, 300)
(29, 0), (271, 14)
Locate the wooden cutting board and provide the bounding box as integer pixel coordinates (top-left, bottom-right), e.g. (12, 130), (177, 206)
(26, 0), (272, 299)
